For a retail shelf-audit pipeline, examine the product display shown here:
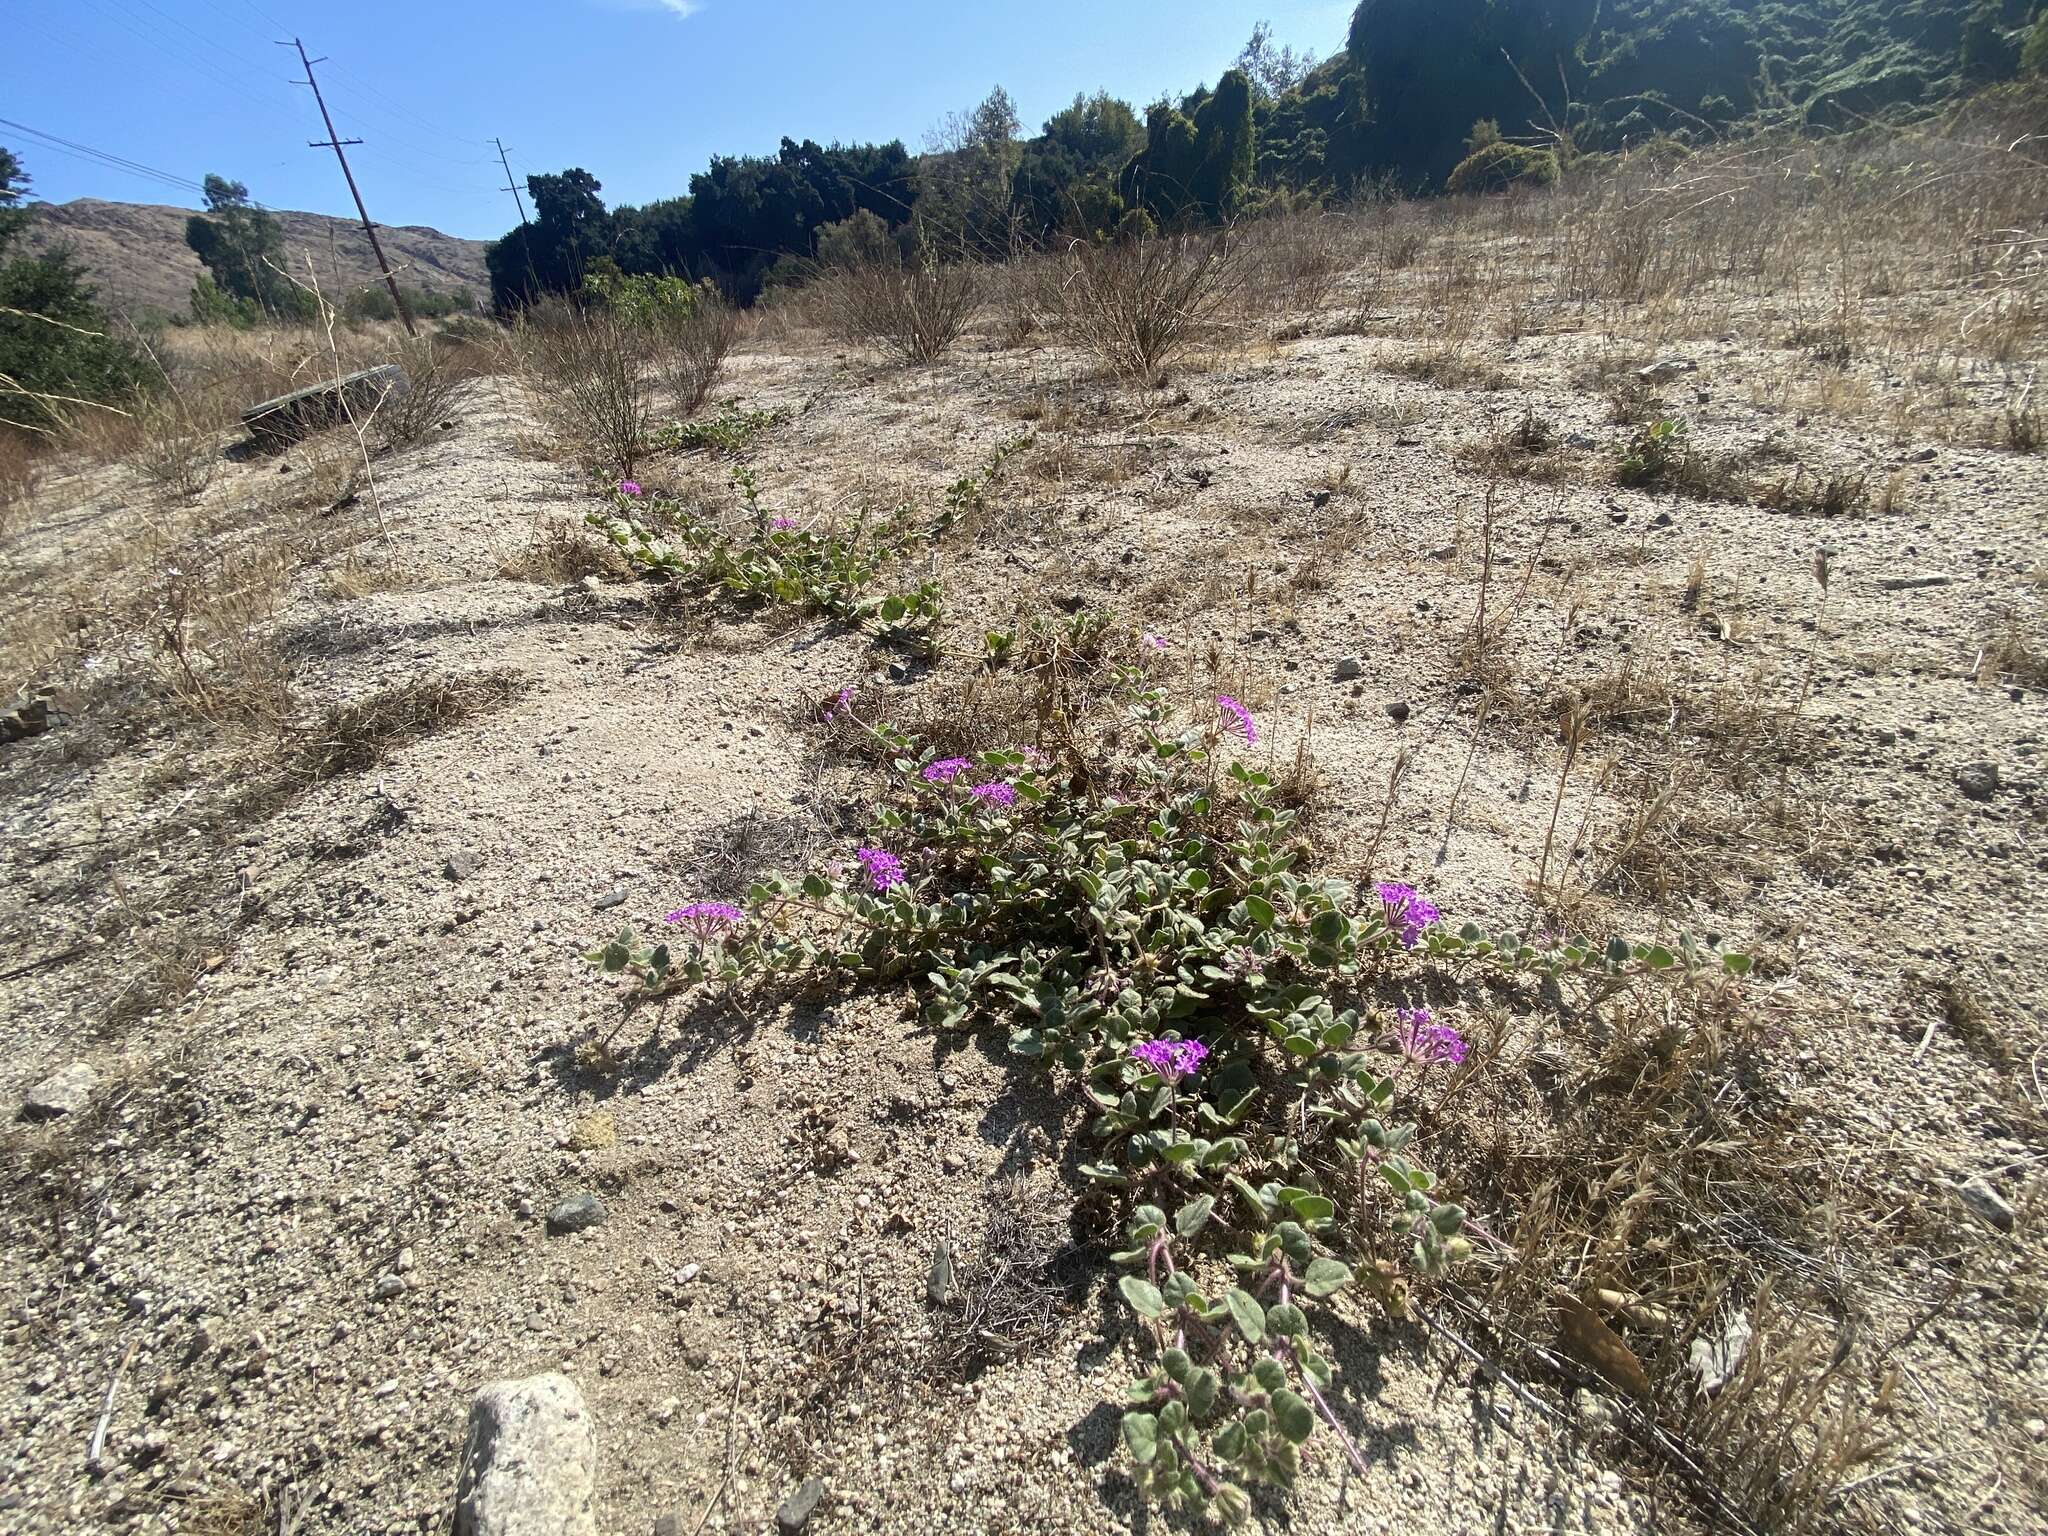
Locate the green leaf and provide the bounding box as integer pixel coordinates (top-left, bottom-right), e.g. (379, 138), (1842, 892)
(1287, 1194), (1335, 1223)
(1245, 893), (1277, 930)
(1252, 1358), (1287, 1394)
(1186, 1367), (1221, 1419)
(1224, 1287), (1266, 1343)
(1175, 1195), (1216, 1239)
(1303, 1257), (1353, 1298)
(1119, 1276), (1166, 1319)
(1309, 909), (1348, 946)
(1271, 1388), (1314, 1444)
(1723, 951), (1753, 975)
(1122, 1410), (1159, 1464)
(1265, 1302), (1307, 1337)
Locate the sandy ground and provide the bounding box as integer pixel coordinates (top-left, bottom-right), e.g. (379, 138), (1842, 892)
(2, 242), (2044, 1536)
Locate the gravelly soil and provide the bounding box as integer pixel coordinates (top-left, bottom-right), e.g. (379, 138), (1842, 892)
(2, 261), (2043, 1536)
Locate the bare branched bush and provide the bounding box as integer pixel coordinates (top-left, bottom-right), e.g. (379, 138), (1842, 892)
(820, 252), (981, 364)
(127, 388), (226, 500)
(1049, 232), (1244, 383)
(653, 290), (742, 415)
(511, 300), (656, 476)
(1245, 214), (1348, 318)
(373, 334), (479, 451)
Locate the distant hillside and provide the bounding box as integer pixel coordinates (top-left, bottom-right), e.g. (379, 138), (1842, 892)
(21, 198), (489, 319)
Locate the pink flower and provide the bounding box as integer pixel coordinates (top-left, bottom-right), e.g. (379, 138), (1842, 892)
(856, 847), (906, 891)
(1131, 1037), (1208, 1083)
(619, 480), (643, 497)
(1217, 695), (1257, 745)
(771, 516), (799, 530)
(969, 781), (1016, 808)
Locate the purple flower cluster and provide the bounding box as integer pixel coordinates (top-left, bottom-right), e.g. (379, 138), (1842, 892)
(1375, 880), (1441, 949)
(1144, 633), (1170, 651)
(664, 900), (745, 942)
(856, 847), (906, 891)
(822, 685), (855, 723)
(1217, 695), (1258, 745)
(771, 516), (799, 530)
(969, 781), (1017, 808)
(619, 479), (643, 497)
(1130, 1037), (1209, 1083)
(922, 757), (971, 783)
(1391, 1007), (1468, 1069)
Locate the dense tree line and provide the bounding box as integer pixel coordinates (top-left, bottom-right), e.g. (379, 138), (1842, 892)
(476, 1), (2045, 310)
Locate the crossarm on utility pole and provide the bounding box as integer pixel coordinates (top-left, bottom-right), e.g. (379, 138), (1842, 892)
(283, 37), (417, 337)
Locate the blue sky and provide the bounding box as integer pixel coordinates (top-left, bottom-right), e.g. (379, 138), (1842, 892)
(9, 0), (1352, 241)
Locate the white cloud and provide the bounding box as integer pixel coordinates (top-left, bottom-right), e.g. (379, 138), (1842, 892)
(592, 0), (703, 19)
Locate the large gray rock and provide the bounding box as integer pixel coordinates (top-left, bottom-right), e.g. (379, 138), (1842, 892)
(453, 1373), (597, 1536)
(242, 364), (407, 447)
(23, 1062), (99, 1120)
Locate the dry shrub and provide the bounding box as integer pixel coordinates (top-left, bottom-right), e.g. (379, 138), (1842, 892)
(275, 670), (523, 790)
(1049, 232), (1244, 382)
(819, 253), (980, 364)
(126, 387), (230, 500)
(498, 516), (626, 585)
(511, 300), (655, 476)
(146, 539), (296, 731)
(0, 431), (41, 536)
(653, 290), (742, 415)
(1386, 346), (1508, 391)
(991, 254), (1057, 348)
(1426, 971), (1888, 1534)
(1245, 213), (1348, 318)
(372, 333), (480, 450)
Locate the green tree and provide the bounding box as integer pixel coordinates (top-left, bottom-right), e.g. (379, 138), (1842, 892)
(1189, 70), (1257, 221)
(918, 85), (1023, 255)
(1041, 92), (1147, 174)
(1235, 21), (1319, 103)
(184, 174), (309, 322)
(0, 148), (152, 432)
(2026, 8), (2048, 74)
(1961, 1), (2022, 80)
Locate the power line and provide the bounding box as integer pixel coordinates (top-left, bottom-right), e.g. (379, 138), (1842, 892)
(0, 116), (205, 197)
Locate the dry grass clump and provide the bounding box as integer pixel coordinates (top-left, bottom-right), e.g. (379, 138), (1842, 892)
(1457, 407), (1574, 480)
(498, 516), (629, 585)
(1385, 345), (1508, 392)
(1979, 618), (2048, 690)
(0, 430), (45, 536)
(654, 290), (742, 415)
(1755, 465), (1870, 518)
(146, 539), (298, 732)
(509, 300), (656, 476)
(1048, 232), (1244, 383)
(819, 254), (980, 364)
(274, 670), (523, 791)
(1421, 970), (1889, 1534)
(929, 1175), (1075, 1381)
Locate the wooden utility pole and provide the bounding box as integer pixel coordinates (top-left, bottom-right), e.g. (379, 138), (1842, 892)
(493, 138), (529, 228)
(281, 37), (416, 336)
